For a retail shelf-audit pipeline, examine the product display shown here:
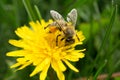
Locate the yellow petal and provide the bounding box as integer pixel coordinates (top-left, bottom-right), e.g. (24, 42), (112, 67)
(63, 59), (79, 72)
(56, 70), (65, 80)
(40, 63), (50, 80)
(15, 26), (33, 39)
(41, 20), (46, 27)
(9, 40), (33, 49)
(17, 61), (32, 70)
(77, 31), (85, 41)
(17, 58), (27, 62)
(9, 40), (25, 48)
(10, 63), (21, 68)
(30, 57), (50, 77)
(51, 60), (65, 80)
(6, 50), (27, 57)
(58, 60), (66, 71)
(41, 19), (53, 27)
(64, 55), (79, 62)
(64, 49), (85, 62)
(29, 21), (45, 36)
(70, 52), (85, 58)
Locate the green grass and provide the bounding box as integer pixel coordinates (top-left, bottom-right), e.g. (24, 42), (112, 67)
(0, 0), (120, 80)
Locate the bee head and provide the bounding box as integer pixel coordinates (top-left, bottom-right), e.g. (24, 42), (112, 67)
(65, 37), (75, 45)
(63, 28), (74, 38)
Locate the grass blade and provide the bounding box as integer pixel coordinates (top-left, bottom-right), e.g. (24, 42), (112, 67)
(22, 0), (36, 21)
(90, 4), (117, 79)
(93, 60), (107, 80)
(94, 4), (117, 63)
(34, 5), (42, 21)
(106, 60), (120, 80)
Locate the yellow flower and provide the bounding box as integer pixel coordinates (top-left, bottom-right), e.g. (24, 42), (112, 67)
(6, 20), (85, 80)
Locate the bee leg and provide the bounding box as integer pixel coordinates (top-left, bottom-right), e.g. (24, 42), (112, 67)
(44, 24), (51, 29)
(56, 34), (61, 46)
(61, 37), (65, 41)
(44, 22), (58, 29)
(76, 34), (80, 41)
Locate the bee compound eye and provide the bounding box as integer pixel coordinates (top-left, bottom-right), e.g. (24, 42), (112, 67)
(66, 38), (75, 43)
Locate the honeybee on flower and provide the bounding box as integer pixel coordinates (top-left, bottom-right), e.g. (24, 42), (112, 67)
(45, 9), (80, 46)
(6, 9), (85, 80)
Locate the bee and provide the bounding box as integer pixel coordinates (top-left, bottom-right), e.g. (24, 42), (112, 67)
(45, 9), (80, 46)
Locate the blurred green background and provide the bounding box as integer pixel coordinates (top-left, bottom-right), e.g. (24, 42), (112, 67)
(0, 0), (120, 80)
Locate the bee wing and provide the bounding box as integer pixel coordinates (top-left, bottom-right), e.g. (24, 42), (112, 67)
(67, 9), (77, 26)
(50, 10), (65, 21)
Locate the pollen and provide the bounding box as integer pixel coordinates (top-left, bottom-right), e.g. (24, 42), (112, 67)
(49, 26), (58, 33)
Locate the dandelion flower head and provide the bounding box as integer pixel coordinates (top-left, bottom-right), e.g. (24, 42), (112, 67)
(6, 19), (85, 80)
